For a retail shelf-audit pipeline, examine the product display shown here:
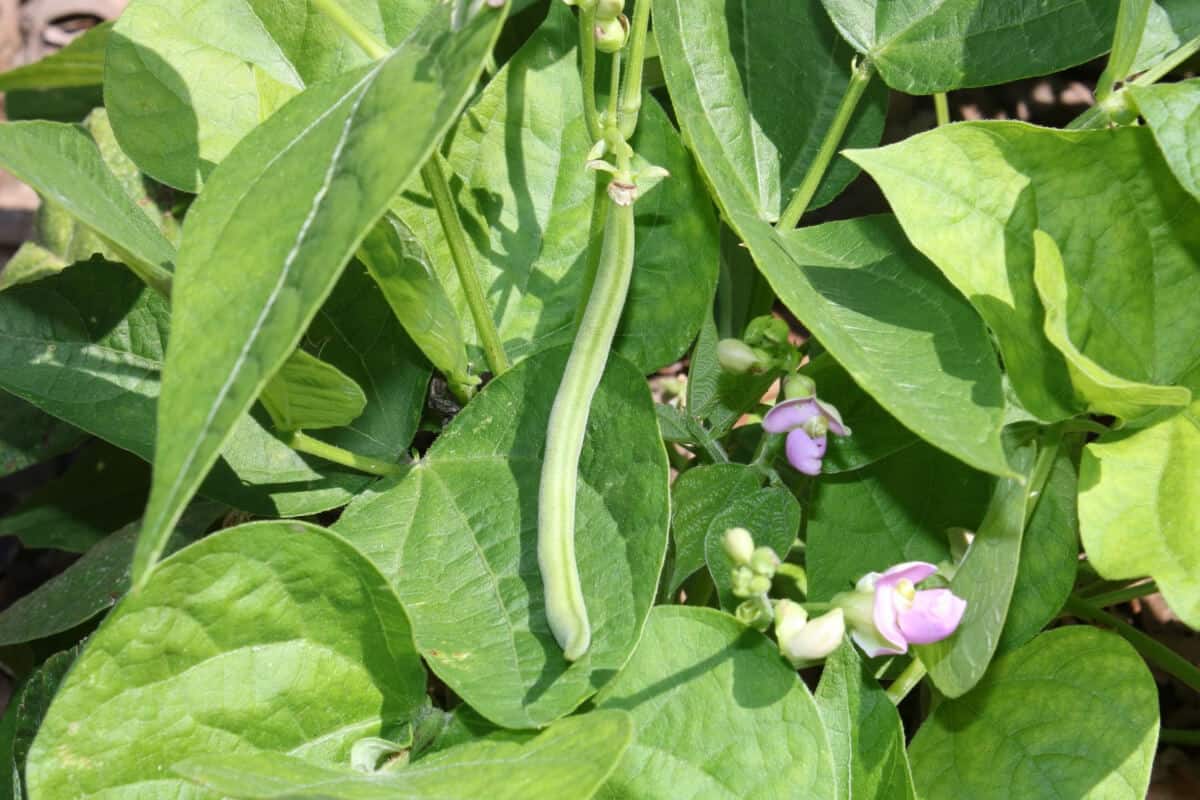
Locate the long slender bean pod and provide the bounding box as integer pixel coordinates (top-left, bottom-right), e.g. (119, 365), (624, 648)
(539, 195), (636, 661)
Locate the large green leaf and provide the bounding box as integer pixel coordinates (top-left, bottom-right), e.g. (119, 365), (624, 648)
(397, 4), (718, 372)
(909, 627), (1158, 800)
(654, 0), (885, 222)
(0, 259), (393, 516)
(593, 607), (836, 800)
(849, 123), (1200, 422)
(807, 443), (993, 601)
(136, 1), (506, 586)
(819, 1), (1118, 93)
(25, 521), (427, 800)
(916, 441), (1036, 697)
(815, 641), (916, 800)
(668, 463), (799, 594)
(105, 0), (434, 190)
(0, 22), (109, 91)
(335, 347), (668, 729)
(175, 712), (632, 800)
(735, 215), (1011, 477)
(1128, 78), (1200, 201)
(0, 646), (79, 800)
(0, 392), (84, 478)
(0, 500), (223, 648)
(1079, 406), (1200, 627)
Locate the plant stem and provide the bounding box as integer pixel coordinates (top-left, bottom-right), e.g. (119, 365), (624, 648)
(608, 49), (622, 121)
(776, 59), (874, 230)
(619, 0), (652, 138)
(1070, 33), (1200, 130)
(285, 431), (406, 477)
(1161, 728), (1200, 747)
(886, 659), (927, 705)
(310, 0), (389, 60)
(1024, 428), (1062, 527)
(579, 6), (603, 141)
(1086, 580), (1159, 608)
(933, 92), (951, 126)
(1065, 596), (1200, 694)
(420, 158), (510, 376)
(1133, 33), (1200, 87)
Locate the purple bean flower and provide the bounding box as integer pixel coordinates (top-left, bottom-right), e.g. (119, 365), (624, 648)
(834, 561), (966, 658)
(762, 397), (850, 476)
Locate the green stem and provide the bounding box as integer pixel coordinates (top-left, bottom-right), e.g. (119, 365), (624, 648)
(1070, 33), (1200, 130)
(1086, 580), (1159, 608)
(420, 158), (510, 376)
(310, 0), (390, 60)
(539, 197), (637, 661)
(886, 659), (927, 705)
(933, 92), (951, 126)
(619, 0), (652, 138)
(776, 59), (874, 230)
(579, 6), (603, 141)
(1160, 728), (1200, 747)
(1024, 428), (1062, 527)
(1065, 596), (1200, 694)
(607, 48), (622, 121)
(285, 431), (405, 477)
(1133, 32), (1200, 87)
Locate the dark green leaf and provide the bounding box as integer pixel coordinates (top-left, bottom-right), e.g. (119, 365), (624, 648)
(260, 348), (366, 432)
(703, 481), (801, 611)
(0, 645), (79, 800)
(0, 392), (84, 478)
(0, 22), (109, 91)
(1134, 0), (1200, 72)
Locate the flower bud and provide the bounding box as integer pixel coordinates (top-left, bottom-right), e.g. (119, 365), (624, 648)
(747, 574), (772, 595)
(595, 0), (623, 20)
(722, 527), (755, 566)
(778, 608), (845, 665)
(717, 339), (765, 374)
(750, 546), (780, 577)
(736, 599), (772, 630)
(731, 565), (755, 598)
(745, 315), (790, 346)
(773, 599), (808, 640)
(783, 374), (817, 400)
(594, 15), (628, 53)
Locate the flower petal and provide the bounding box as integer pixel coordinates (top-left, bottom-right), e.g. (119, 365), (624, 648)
(816, 398), (851, 436)
(875, 561), (939, 590)
(785, 429), (825, 475)
(763, 398), (820, 433)
(896, 589), (967, 645)
(871, 584), (909, 653)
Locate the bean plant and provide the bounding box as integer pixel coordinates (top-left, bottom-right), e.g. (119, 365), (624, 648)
(0, 0), (1197, 797)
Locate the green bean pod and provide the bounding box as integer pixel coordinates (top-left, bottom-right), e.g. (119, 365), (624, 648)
(538, 197), (636, 661)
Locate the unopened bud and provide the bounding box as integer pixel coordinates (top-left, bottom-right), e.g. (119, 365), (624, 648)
(736, 599), (772, 630)
(778, 608), (845, 665)
(784, 374), (816, 400)
(595, 0), (623, 20)
(594, 15), (628, 53)
(717, 339), (764, 374)
(773, 599), (808, 641)
(750, 546), (780, 578)
(747, 574), (772, 595)
(745, 315), (789, 346)
(723, 527), (755, 566)
(731, 565), (755, 598)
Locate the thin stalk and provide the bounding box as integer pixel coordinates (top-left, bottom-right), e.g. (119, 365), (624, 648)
(619, 0), (652, 138)
(539, 194), (637, 661)
(608, 49), (622, 121)
(1133, 32), (1200, 87)
(886, 659), (928, 705)
(286, 431), (405, 477)
(421, 158), (510, 376)
(310, 0), (390, 60)
(777, 59), (874, 230)
(1024, 429), (1062, 527)
(579, 6), (603, 141)
(1160, 728), (1200, 747)
(933, 92), (951, 126)
(1065, 596), (1200, 694)
(1087, 580), (1159, 608)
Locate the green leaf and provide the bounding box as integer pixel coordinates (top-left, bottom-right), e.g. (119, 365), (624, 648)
(0, 392), (84, 478)
(0, 500), (223, 648)
(1032, 230), (1191, 420)
(684, 314), (775, 440)
(593, 607), (836, 800)
(0, 646), (79, 800)
(358, 215), (474, 394)
(735, 215), (1012, 477)
(909, 627), (1158, 800)
(175, 711), (632, 800)
(0, 259), (388, 516)
(104, 0), (435, 190)
(654, 0), (886, 222)
(998, 443), (1080, 653)
(1079, 406), (1200, 627)
(335, 347), (668, 729)
(0, 443), (148, 552)
(1097, 0), (1153, 100)
(669, 464), (799, 595)
(397, 4), (718, 373)
(807, 443), (993, 601)
(848, 123), (1200, 423)
(915, 440), (1036, 697)
(25, 521), (427, 800)
(815, 641), (916, 800)
(137, 1), (507, 586)
(261, 348), (366, 432)
(1128, 78), (1200, 201)
(0, 22), (109, 91)
(0, 119), (176, 283)
(1134, 0), (1200, 72)
(801, 354), (917, 473)
(819, 0), (1118, 93)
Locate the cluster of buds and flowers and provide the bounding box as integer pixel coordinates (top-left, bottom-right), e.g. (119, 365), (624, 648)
(723, 529), (967, 668)
(763, 375), (850, 476)
(717, 315), (801, 376)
